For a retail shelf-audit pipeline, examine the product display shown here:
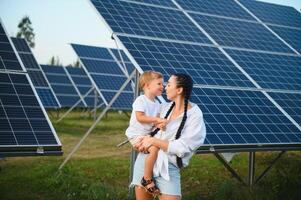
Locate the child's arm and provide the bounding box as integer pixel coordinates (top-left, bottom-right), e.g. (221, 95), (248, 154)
(135, 111), (161, 124)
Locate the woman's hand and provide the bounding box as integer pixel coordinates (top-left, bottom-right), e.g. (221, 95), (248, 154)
(134, 136), (154, 153)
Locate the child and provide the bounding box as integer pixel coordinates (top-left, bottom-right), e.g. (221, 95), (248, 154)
(125, 71), (167, 195)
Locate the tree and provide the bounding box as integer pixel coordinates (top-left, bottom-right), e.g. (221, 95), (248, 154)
(49, 56), (62, 66)
(16, 16), (35, 48)
(73, 58), (81, 67)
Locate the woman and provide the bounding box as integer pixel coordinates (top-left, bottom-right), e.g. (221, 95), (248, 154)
(131, 73), (207, 200)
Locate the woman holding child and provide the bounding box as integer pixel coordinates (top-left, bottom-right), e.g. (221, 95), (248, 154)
(126, 71), (206, 200)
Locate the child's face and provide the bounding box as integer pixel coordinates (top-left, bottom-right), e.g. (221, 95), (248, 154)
(146, 78), (164, 96)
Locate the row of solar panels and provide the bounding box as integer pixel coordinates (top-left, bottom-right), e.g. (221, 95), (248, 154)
(0, 21), (134, 156)
(10, 37), (135, 110)
(89, 0), (301, 152)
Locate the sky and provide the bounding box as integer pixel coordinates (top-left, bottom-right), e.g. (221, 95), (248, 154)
(0, 0), (300, 65)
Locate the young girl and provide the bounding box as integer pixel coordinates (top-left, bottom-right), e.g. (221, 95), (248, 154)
(125, 71), (167, 195)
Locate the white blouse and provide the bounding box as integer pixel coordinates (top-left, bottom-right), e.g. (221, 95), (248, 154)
(153, 102), (206, 179)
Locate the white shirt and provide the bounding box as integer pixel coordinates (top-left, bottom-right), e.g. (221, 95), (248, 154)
(125, 95), (161, 139)
(154, 102), (206, 179)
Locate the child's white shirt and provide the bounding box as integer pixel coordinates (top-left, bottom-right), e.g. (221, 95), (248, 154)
(125, 95), (161, 140)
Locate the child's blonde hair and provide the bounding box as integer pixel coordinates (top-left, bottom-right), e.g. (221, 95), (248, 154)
(139, 71), (163, 90)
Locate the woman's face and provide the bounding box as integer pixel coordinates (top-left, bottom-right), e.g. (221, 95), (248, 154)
(165, 75), (182, 100)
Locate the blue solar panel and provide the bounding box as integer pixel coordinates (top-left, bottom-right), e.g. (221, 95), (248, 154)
(91, 0), (212, 44)
(1, 22), (61, 156)
(119, 35), (255, 88)
(10, 37), (31, 52)
(176, 0), (254, 20)
(269, 25), (301, 54)
(268, 92), (301, 126)
(0, 25), (23, 71)
(11, 37), (60, 108)
(41, 65), (85, 107)
(0, 72), (61, 153)
(190, 14), (294, 53)
(65, 66), (102, 108)
(110, 48), (136, 73)
(226, 49), (301, 91)
(191, 88), (301, 148)
(36, 88), (60, 108)
(71, 43), (134, 110)
(91, 0), (301, 151)
(118, 0), (176, 8)
(239, 0), (301, 28)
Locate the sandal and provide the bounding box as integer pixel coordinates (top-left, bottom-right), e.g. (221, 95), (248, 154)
(141, 177), (161, 195)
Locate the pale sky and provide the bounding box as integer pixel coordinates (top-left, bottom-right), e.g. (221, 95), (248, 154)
(0, 0), (300, 65)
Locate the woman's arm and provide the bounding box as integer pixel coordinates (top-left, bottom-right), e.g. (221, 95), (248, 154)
(167, 114), (206, 158)
(134, 136), (169, 152)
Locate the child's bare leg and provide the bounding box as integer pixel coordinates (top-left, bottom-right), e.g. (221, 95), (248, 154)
(144, 146), (159, 179)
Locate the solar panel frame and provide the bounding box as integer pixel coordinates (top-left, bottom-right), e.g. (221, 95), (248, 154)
(91, 0), (212, 44)
(41, 65), (86, 108)
(89, 0), (301, 152)
(238, 0), (301, 29)
(71, 43), (134, 110)
(11, 37), (61, 109)
(0, 21), (62, 156)
(65, 66), (103, 108)
(268, 25), (301, 54)
(189, 13), (294, 53)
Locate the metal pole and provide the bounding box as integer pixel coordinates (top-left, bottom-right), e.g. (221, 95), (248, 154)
(59, 70), (136, 170)
(254, 151), (285, 185)
(214, 152), (246, 186)
(56, 87), (94, 123)
(94, 88), (98, 121)
(248, 152), (255, 186)
(129, 69), (140, 196)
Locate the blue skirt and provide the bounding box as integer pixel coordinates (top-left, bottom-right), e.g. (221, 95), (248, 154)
(130, 153), (181, 197)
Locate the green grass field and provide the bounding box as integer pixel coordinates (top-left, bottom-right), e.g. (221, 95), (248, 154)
(1, 110), (301, 200)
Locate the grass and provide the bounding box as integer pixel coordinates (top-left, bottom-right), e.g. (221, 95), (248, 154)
(1, 109), (301, 200)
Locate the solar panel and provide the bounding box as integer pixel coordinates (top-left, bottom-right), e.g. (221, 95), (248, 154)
(268, 25), (301, 54)
(226, 49), (301, 91)
(41, 65), (85, 107)
(0, 21), (61, 156)
(268, 92), (301, 126)
(11, 37), (60, 108)
(65, 66), (102, 107)
(92, 0), (212, 44)
(192, 88), (301, 150)
(71, 43), (134, 110)
(90, 0), (301, 152)
(119, 0), (176, 8)
(190, 13), (294, 53)
(0, 25), (23, 71)
(239, 0), (301, 28)
(119, 35), (255, 88)
(176, 0), (254, 20)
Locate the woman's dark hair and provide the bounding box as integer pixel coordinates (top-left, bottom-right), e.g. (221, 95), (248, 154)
(150, 73), (193, 168)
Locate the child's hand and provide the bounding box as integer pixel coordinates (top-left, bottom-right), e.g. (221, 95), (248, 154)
(155, 118), (168, 131)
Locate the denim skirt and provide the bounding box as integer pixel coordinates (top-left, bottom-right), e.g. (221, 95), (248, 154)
(130, 152), (181, 197)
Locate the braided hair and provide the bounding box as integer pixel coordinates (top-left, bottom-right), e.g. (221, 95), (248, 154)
(150, 73), (193, 168)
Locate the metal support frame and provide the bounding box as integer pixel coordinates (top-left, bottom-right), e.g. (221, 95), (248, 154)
(129, 69), (140, 196)
(214, 151), (285, 187)
(56, 87), (95, 123)
(93, 88), (98, 121)
(58, 70), (136, 170)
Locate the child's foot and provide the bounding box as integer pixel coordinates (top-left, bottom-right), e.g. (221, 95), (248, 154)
(141, 177), (161, 196)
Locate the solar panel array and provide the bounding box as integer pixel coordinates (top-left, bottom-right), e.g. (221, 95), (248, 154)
(71, 43), (134, 110)
(65, 66), (102, 107)
(91, 0), (301, 152)
(0, 21), (62, 156)
(11, 37), (60, 109)
(41, 65), (87, 107)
